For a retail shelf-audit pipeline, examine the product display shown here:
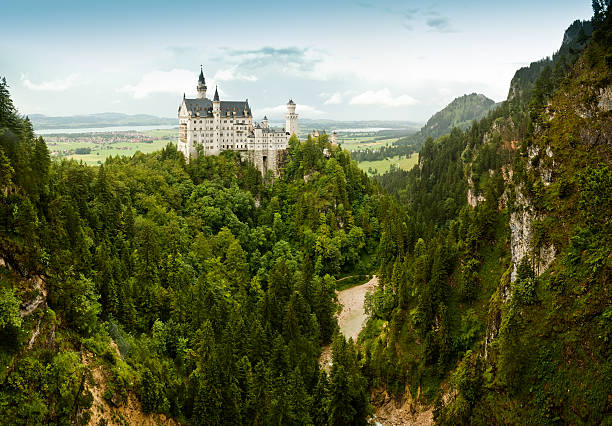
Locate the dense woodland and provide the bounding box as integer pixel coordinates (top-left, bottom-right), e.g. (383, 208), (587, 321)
(0, 3), (611, 425)
(0, 75), (390, 423)
(366, 8), (611, 424)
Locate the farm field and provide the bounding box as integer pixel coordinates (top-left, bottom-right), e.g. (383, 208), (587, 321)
(68, 140), (169, 164)
(357, 153), (419, 176)
(338, 136), (397, 152)
(46, 128), (176, 165)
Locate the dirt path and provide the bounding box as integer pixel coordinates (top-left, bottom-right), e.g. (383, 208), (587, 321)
(320, 275), (378, 371)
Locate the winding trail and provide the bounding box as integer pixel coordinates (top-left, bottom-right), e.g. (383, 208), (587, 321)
(319, 275), (378, 371)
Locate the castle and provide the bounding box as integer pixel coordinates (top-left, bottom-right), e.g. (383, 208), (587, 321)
(177, 67), (298, 175)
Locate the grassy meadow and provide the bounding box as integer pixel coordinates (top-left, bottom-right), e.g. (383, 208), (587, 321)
(46, 129), (176, 165)
(337, 135), (397, 151)
(357, 153), (419, 175)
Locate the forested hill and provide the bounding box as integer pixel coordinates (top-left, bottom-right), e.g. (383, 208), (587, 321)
(395, 93), (498, 149)
(352, 93), (498, 163)
(365, 9), (611, 424)
(0, 74), (403, 424)
(416, 93), (497, 141)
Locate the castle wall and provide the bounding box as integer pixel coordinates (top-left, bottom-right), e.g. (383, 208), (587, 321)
(246, 148), (287, 177)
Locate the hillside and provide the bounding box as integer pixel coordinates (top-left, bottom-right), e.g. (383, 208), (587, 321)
(29, 112), (176, 130)
(351, 93), (498, 163)
(366, 11), (611, 424)
(415, 93), (498, 143)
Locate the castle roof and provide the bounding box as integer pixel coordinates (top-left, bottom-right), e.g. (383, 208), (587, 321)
(183, 97), (252, 118)
(213, 86), (220, 101)
(263, 127), (286, 134)
(198, 66), (205, 84)
(254, 122), (286, 133)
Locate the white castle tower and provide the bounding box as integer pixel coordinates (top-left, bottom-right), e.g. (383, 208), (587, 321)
(285, 99), (298, 136)
(197, 66), (207, 99)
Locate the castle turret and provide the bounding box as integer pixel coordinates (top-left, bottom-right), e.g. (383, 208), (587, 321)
(213, 86), (220, 111)
(262, 115), (269, 128)
(285, 99), (298, 136)
(197, 66), (207, 99)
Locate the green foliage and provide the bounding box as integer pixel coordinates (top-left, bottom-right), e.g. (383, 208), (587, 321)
(0, 76), (393, 423)
(0, 284), (21, 330)
(363, 12), (612, 425)
(327, 335), (370, 425)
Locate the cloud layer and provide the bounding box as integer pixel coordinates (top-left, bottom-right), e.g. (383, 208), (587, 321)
(119, 69), (195, 99)
(350, 89), (419, 107)
(21, 73), (79, 91)
(258, 103), (323, 119)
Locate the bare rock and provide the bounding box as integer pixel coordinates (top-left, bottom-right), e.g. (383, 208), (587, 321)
(598, 86), (612, 112)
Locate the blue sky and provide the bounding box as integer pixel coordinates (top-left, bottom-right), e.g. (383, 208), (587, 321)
(1, 0), (593, 122)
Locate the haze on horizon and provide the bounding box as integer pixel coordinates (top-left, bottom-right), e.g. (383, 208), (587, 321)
(1, 0), (592, 122)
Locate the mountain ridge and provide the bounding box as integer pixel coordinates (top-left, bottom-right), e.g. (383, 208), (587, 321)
(403, 92), (499, 147)
(28, 112), (176, 130)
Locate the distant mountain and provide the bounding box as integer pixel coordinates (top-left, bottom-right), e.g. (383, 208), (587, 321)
(396, 93), (498, 150)
(28, 112), (176, 130)
(295, 118), (421, 131)
(420, 93), (498, 139)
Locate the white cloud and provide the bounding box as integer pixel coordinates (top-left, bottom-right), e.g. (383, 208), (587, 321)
(349, 88), (419, 107)
(323, 92), (343, 105)
(258, 103), (324, 118)
(214, 66), (257, 82)
(119, 69), (196, 99)
(21, 73), (79, 91)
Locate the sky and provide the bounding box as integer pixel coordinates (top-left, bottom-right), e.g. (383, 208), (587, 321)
(0, 0), (593, 123)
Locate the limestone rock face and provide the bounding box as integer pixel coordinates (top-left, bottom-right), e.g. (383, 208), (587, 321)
(535, 243), (556, 276)
(598, 86), (612, 112)
(509, 185), (556, 281)
(509, 195), (533, 281)
(467, 187), (485, 208)
(466, 174), (485, 207)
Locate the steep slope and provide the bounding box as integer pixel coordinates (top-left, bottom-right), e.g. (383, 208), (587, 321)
(396, 93), (498, 150)
(418, 93), (497, 141)
(363, 12), (611, 425)
(351, 93), (498, 164)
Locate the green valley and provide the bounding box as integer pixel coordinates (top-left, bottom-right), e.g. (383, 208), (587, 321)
(0, 2), (610, 425)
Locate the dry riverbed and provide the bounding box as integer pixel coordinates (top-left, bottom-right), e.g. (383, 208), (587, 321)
(319, 275), (378, 371)
(318, 275), (435, 425)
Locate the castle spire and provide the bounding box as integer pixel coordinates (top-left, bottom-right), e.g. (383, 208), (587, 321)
(213, 86), (220, 101)
(197, 65), (207, 99)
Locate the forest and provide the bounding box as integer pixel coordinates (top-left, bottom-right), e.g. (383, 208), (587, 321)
(1, 2), (611, 425)
(0, 75), (395, 423)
